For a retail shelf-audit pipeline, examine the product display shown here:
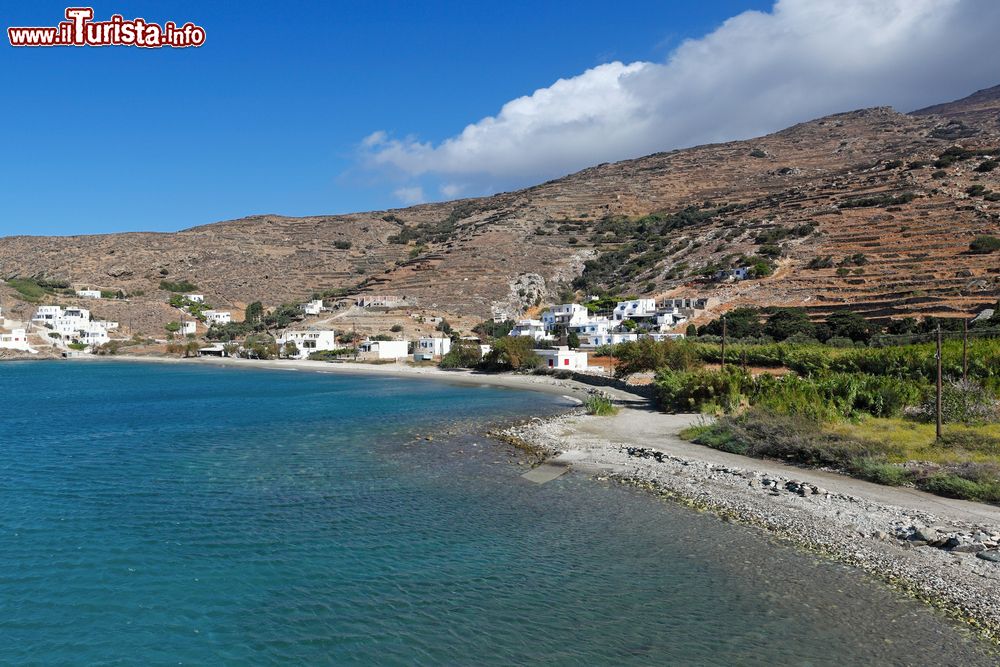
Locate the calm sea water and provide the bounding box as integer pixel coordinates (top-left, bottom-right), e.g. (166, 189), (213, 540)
(0, 361), (995, 665)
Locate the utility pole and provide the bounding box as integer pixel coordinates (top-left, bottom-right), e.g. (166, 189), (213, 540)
(962, 318), (969, 383)
(721, 315), (727, 370)
(936, 324), (943, 441)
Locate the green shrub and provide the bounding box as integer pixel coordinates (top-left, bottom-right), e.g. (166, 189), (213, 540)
(438, 343), (482, 369)
(975, 159), (998, 173)
(159, 280), (198, 293)
(852, 459), (911, 486)
(584, 394), (619, 416)
(6, 278), (49, 301)
(970, 236), (1000, 254)
(655, 367), (751, 413)
(918, 473), (986, 500)
(614, 338), (703, 377)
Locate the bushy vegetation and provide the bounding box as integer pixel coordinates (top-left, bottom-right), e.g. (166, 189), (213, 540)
(612, 337), (703, 377)
(481, 336), (539, 371)
(686, 410), (1000, 502)
(584, 394), (619, 416)
(933, 145), (999, 169)
(438, 341), (483, 369)
(970, 235), (1000, 254)
(838, 192), (915, 208)
(655, 367), (923, 420)
(159, 279), (198, 293)
(572, 202), (746, 292)
(473, 319), (514, 338)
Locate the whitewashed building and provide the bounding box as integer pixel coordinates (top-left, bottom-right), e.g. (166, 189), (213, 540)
(184, 294), (205, 303)
(204, 310), (231, 325)
(76, 289), (102, 299)
(302, 299), (324, 316)
(586, 331), (640, 347)
(714, 267), (752, 281)
(413, 336), (452, 361)
(656, 311), (688, 331)
(570, 316), (612, 337)
(613, 299), (657, 321)
(76, 325), (110, 347)
(509, 319), (551, 341)
(31, 305), (63, 323)
(0, 328), (32, 352)
(358, 339), (410, 360)
(277, 330), (339, 359)
(180, 321), (197, 335)
(541, 303), (590, 332)
(534, 346), (589, 371)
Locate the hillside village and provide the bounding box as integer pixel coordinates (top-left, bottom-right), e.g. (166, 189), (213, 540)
(2, 85), (999, 369)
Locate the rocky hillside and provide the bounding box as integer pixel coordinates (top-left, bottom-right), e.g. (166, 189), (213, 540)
(2, 85), (999, 334)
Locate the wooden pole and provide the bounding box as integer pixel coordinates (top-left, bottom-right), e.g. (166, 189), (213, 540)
(721, 315), (727, 370)
(963, 318), (968, 383)
(936, 324), (943, 441)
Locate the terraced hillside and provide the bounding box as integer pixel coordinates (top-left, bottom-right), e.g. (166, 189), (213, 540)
(1, 85), (998, 334)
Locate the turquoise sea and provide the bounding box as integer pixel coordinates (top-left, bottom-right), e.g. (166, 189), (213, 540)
(0, 361), (995, 665)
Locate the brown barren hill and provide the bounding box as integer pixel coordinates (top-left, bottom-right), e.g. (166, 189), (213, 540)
(1, 86), (999, 334)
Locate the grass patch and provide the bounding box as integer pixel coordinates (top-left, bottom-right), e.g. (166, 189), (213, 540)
(584, 394), (619, 416)
(684, 410), (1000, 503)
(7, 278), (50, 301)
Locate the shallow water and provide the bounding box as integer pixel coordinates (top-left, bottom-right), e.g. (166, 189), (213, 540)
(0, 361), (995, 665)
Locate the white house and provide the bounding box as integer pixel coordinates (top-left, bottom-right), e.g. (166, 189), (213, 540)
(184, 294), (205, 303)
(613, 299), (657, 321)
(0, 328), (33, 352)
(76, 324), (110, 347)
(76, 289), (102, 299)
(358, 339), (410, 360)
(587, 331), (641, 347)
(570, 316), (612, 337)
(302, 299), (324, 316)
(203, 310), (231, 325)
(541, 303), (590, 332)
(509, 319), (551, 341)
(714, 267), (752, 281)
(534, 346), (589, 371)
(656, 312), (688, 331)
(32, 305), (63, 323)
(277, 330), (339, 359)
(180, 321), (197, 335)
(413, 336), (452, 361)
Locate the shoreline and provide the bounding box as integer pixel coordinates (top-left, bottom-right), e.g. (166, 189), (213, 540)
(67, 353), (603, 402)
(63, 354), (1000, 643)
(503, 408), (1000, 644)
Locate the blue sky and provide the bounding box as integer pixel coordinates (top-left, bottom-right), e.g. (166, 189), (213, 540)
(0, 1), (769, 235)
(2, 1), (999, 237)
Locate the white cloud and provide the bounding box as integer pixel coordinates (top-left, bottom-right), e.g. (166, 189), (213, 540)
(362, 0), (1000, 195)
(439, 183), (463, 198)
(392, 186), (425, 205)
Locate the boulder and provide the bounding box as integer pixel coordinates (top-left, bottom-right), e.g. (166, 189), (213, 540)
(975, 550), (1000, 563)
(952, 543), (986, 554)
(911, 527), (939, 543)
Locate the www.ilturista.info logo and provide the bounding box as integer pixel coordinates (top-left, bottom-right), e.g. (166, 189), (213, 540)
(8, 7), (205, 48)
